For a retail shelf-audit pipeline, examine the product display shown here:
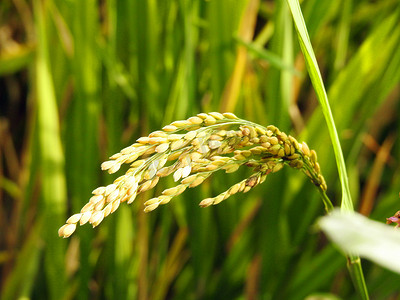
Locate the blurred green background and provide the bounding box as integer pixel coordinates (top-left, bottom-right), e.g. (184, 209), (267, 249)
(1, 0), (400, 299)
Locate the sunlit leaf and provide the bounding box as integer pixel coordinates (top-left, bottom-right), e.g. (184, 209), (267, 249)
(318, 209), (400, 274)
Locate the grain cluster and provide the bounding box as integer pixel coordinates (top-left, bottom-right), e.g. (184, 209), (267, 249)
(59, 112), (326, 238)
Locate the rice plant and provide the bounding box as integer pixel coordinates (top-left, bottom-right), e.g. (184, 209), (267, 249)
(59, 112), (330, 238)
(1, 0), (400, 299)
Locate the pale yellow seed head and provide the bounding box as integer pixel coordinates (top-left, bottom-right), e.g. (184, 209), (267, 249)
(184, 131), (197, 140)
(181, 165), (192, 178)
(301, 142), (310, 156)
(159, 195), (172, 205)
(110, 153), (122, 160)
(216, 130), (227, 136)
(108, 163), (121, 174)
(90, 211), (104, 227)
(204, 115), (216, 125)
(107, 189), (120, 203)
(171, 120), (190, 127)
(221, 112), (237, 119)
(104, 203), (113, 217)
(190, 151), (203, 162)
(143, 170), (151, 180)
(243, 186), (252, 193)
(199, 198), (214, 207)
(269, 137), (279, 145)
(278, 132), (288, 141)
(66, 213), (82, 224)
(250, 146), (263, 155)
(206, 164), (219, 171)
(199, 145), (210, 154)
(157, 166), (174, 177)
(196, 113), (208, 119)
(277, 149), (285, 157)
(131, 159), (145, 168)
(137, 137), (150, 144)
(89, 194), (104, 205)
(261, 142), (271, 149)
(168, 151), (183, 161)
(124, 176), (138, 190)
(191, 138), (201, 147)
(259, 135), (268, 143)
(238, 181), (246, 192)
(186, 125), (201, 131)
(170, 139), (186, 151)
(105, 184), (117, 196)
(101, 160), (116, 171)
(234, 153), (246, 160)
(124, 153), (140, 164)
(189, 176), (206, 188)
(162, 125), (178, 132)
(80, 211), (92, 225)
(148, 177), (159, 190)
(181, 174), (197, 184)
(272, 163), (284, 173)
(284, 143), (291, 156)
(126, 181), (139, 195)
(138, 180), (153, 193)
(247, 126), (257, 138)
(144, 197), (161, 206)
(92, 186), (106, 195)
(188, 116), (203, 125)
(111, 199), (121, 213)
(229, 183), (241, 195)
(213, 193), (227, 205)
(168, 134), (184, 141)
(209, 112), (224, 120)
(144, 202), (160, 213)
(143, 146), (156, 156)
(310, 150), (318, 164)
(162, 185), (183, 196)
(155, 143), (170, 153)
(148, 137), (168, 144)
(208, 140), (222, 149)
(289, 159), (303, 169)
(173, 168), (183, 182)
(241, 127), (250, 136)
(149, 130), (168, 138)
(314, 162), (321, 173)
(223, 163), (240, 173)
(80, 202), (94, 214)
(255, 126), (267, 135)
(59, 223), (77, 238)
(209, 159), (226, 167)
(94, 199), (106, 211)
(288, 153), (300, 160)
(269, 144), (281, 155)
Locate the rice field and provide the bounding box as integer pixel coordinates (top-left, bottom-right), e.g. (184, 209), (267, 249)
(1, 0), (400, 299)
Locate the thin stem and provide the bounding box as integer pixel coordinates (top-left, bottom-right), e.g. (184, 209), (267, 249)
(318, 189), (334, 213)
(347, 255), (369, 300)
(285, 0), (369, 299)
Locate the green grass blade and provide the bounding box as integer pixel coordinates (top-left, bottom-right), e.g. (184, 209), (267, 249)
(286, 0), (369, 299)
(1, 221), (42, 300)
(62, 1), (101, 298)
(34, 1), (67, 298)
(286, 0), (352, 211)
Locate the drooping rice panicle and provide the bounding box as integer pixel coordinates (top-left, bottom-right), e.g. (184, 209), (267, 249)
(59, 112), (327, 238)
